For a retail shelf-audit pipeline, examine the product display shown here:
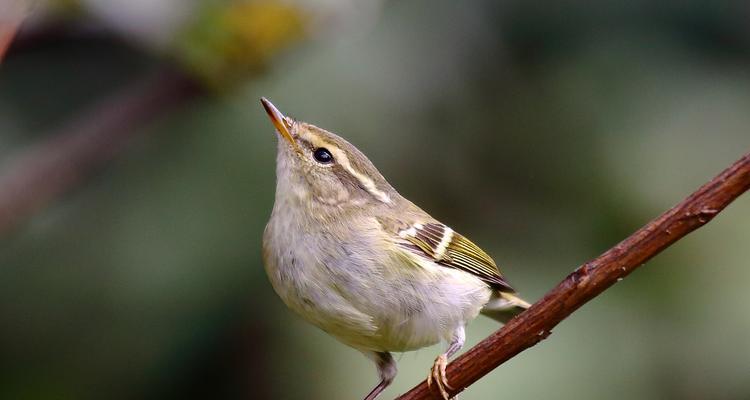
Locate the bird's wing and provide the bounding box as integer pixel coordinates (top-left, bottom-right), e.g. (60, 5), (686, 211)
(393, 221), (516, 292)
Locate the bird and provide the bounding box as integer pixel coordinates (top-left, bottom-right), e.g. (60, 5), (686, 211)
(260, 97), (530, 400)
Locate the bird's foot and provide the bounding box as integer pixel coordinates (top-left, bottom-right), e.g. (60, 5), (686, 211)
(427, 354), (453, 399)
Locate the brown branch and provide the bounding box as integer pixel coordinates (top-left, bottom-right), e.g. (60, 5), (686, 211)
(0, 0), (29, 62)
(0, 68), (201, 238)
(398, 151), (750, 400)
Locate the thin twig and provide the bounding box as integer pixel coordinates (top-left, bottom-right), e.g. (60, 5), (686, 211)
(398, 151), (750, 399)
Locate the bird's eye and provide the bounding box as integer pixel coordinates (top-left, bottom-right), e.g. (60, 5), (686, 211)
(313, 148), (334, 164)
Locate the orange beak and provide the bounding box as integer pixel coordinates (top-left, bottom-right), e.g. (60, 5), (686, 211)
(261, 97), (299, 151)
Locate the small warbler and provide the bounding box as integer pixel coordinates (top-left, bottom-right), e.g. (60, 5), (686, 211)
(260, 98), (530, 400)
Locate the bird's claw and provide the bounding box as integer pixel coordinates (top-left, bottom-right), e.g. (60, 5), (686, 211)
(427, 354), (453, 399)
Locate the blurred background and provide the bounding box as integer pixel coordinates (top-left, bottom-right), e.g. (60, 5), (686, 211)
(1, 0), (750, 399)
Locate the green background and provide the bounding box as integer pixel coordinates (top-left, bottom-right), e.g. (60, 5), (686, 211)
(2, 1), (750, 399)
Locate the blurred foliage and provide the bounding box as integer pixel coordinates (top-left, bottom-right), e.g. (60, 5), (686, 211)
(1, 0), (750, 399)
(177, 1), (306, 88)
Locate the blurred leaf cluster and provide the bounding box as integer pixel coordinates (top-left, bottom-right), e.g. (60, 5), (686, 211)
(177, 1), (306, 88)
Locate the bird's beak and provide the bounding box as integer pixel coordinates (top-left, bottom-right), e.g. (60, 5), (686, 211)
(261, 97), (299, 151)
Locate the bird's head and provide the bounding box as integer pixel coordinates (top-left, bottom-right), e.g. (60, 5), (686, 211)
(261, 98), (396, 214)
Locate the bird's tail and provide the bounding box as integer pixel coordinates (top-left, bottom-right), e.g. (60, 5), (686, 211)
(480, 291), (531, 324)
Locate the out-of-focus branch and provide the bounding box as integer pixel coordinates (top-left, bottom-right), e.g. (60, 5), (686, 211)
(0, 0), (30, 61)
(0, 0), (335, 239)
(398, 152), (750, 399)
(0, 69), (201, 238)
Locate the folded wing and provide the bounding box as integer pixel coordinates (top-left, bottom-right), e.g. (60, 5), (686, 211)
(397, 222), (515, 292)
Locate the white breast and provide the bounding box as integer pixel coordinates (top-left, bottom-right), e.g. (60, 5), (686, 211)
(263, 210), (492, 353)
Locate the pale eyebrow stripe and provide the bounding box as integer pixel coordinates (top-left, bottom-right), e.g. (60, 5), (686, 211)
(329, 146), (392, 204)
(300, 130), (392, 204)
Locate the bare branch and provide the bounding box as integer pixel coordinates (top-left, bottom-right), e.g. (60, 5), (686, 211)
(398, 152), (750, 399)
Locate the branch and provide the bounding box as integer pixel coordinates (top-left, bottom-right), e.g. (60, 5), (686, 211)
(398, 151), (750, 400)
(0, 0), (29, 62)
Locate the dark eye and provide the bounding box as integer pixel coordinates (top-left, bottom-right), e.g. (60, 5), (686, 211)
(313, 148), (334, 164)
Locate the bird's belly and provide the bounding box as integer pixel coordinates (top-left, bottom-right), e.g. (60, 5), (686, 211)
(366, 269), (492, 352)
(267, 259), (491, 353)
(263, 217), (492, 352)
(368, 310), (453, 352)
